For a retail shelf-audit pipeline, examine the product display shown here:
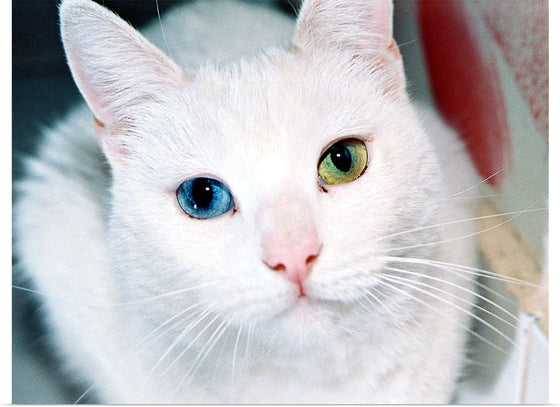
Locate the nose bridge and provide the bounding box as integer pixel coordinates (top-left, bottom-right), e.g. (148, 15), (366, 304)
(257, 188), (318, 246)
(257, 186), (322, 296)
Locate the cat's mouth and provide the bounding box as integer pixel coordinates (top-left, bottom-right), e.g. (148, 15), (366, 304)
(270, 296), (330, 334)
(276, 292), (356, 325)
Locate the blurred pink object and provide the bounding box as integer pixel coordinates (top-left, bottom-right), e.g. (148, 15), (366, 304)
(418, 0), (548, 185)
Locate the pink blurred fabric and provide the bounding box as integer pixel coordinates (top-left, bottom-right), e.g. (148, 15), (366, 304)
(418, 0), (548, 185)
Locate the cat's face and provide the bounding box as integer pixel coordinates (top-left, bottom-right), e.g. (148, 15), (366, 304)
(62, 0), (442, 349)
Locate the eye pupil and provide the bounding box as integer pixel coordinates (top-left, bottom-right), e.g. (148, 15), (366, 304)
(330, 143), (352, 172)
(191, 178), (214, 209)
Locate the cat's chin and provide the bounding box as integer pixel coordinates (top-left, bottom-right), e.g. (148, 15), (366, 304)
(252, 296), (351, 350)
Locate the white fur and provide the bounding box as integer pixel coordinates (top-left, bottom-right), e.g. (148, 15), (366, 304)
(14, 0), (480, 403)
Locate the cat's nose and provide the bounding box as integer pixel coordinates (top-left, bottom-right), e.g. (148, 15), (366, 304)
(262, 239), (322, 297)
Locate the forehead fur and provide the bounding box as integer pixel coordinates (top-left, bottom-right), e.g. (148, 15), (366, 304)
(121, 47), (412, 189)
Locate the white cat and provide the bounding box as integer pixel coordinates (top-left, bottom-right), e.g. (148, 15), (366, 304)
(14, 0), (481, 403)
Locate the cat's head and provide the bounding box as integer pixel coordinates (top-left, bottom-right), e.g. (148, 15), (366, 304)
(60, 0), (442, 349)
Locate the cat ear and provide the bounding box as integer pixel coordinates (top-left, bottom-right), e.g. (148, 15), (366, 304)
(292, 0), (404, 92)
(59, 0), (185, 160)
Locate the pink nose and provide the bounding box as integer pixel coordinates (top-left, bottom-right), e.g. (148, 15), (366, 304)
(263, 241), (321, 297)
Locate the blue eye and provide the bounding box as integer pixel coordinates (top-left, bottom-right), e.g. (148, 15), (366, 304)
(176, 177), (234, 219)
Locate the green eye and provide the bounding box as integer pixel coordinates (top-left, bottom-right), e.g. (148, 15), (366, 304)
(318, 139), (368, 185)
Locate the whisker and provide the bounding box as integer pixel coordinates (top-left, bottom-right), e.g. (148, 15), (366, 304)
(381, 256), (542, 288)
(388, 259), (519, 309)
(377, 207), (545, 244)
(12, 285), (114, 307)
(425, 263), (520, 308)
(397, 38), (418, 48)
(210, 325), (231, 384)
(447, 168), (505, 197)
(171, 318), (233, 400)
(376, 277), (498, 351)
(363, 287), (396, 317)
(244, 322), (254, 377)
(444, 193), (504, 201)
(380, 274), (519, 351)
(386, 208), (546, 254)
(384, 266), (519, 329)
(73, 380), (100, 404)
(355, 296), (373, 317)
(133, 302), (203, 353)
(376, 277), (509, 353)
(71, 305), (204, 403)
(230, 321), (244, 403)
(148, 305), (216, 380)
(157, 312), (221, 379)
(183, 318), (233, 387)
(11, 280), (222, 307)
(116, 281), (221, 306)
(155, 0), (173, 59)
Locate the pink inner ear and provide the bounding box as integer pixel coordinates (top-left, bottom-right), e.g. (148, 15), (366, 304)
(65, 47), (114, 127)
